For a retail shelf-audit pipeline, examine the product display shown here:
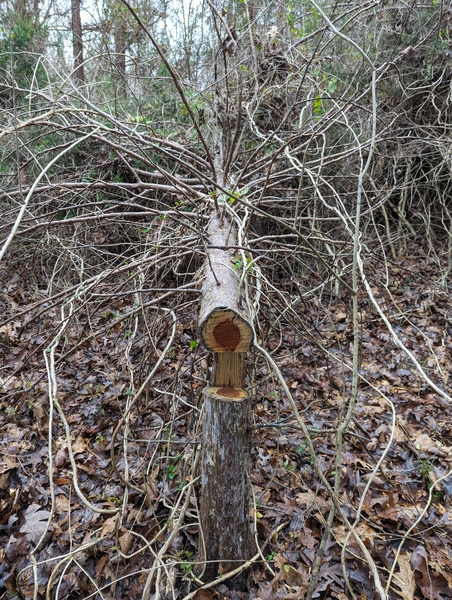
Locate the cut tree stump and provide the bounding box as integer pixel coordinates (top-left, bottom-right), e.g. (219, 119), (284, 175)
(198, 215), (254, 582)
(200, 387), (253, 582)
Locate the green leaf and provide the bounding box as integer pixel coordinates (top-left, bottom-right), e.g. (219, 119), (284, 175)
(327, 76), (338, 95)
(313, 95), (324, 115)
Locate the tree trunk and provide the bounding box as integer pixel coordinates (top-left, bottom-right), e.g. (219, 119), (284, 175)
(114, 20), (127, 98)
(199, 213), (254, 582)
(71, 0), (85, 83)
(199, 216), (253, 358)
(200, 388), (253, 582)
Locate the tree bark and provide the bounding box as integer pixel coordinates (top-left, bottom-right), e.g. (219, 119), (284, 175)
(199, 213), (254, 583)
(200, 388), (253, 582)
(114, 19), (127, 98)
(71, 0), (85, 83)
(199, 216), (253, 356)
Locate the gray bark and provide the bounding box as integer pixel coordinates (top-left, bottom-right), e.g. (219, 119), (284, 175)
(200, 389), (254, 582)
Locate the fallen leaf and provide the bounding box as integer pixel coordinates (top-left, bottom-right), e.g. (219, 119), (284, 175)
(273, 554), (309, 590)
(54, 476), (72, 485)
(0, 456), (19, 474)
(395, 553), (415, 600)
(101, 516), (117, 538)
(72, 438), (87, 453)
(55, 494), (70, 514)
(54, 447), (68, 468)
(430, 561), (452, 587)
(95, 554), (109, 578)
(0, 472), (10, 490)
(19, 504), (51, 543)
(5, 532), (29, 561)
(192, 589), (215, 600)
(118, 529), (133, 554)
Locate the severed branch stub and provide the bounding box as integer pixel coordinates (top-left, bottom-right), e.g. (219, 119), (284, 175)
(198, 214), (254, 583)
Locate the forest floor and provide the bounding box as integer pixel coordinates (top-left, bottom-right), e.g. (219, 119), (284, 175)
(1, 240), (452, 600)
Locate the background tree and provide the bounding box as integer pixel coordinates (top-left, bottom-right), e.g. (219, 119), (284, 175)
(0, 0), (48, 98)
(70, 0), (85, 82)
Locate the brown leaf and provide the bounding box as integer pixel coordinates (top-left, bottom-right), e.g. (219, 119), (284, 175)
(55, 494), (70, 514)
(54, 476), (72, 485)
(411, 545), (452, 599)
(430, 561), (452, 587)
(32, 401), (47, 425)
(5, 532), (29, 561)
(192, 590), (215, 600)
(395, 553), (416, 600)
(54, 447), (68, 468)
(100, 516), (117, 538)
(273, 554), (309, 591)
(298, 528), (316, 550)
(19, 504), (51, 543)
(0, 471), (10, 490)
(72, 437), (88, 453)
(0, 456), (19, 474)
(95, 554), (109, 579)
(335, 523), (377, 545)
(331, 376), (343, 390)
(118, 529), (133, 554)
(5, 533), (30, 562)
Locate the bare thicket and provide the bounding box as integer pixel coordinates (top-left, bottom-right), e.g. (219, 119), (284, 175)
(1, 1), (452, 598)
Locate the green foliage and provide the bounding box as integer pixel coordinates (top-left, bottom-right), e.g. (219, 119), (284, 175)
(313, 94), (324, 116)
(0, 19), (47, 91)
(179, 550), (194, 575)
(418, 459), (432, 481)
(267, 552), (276, 561)
(231, 255), (253, 273)
(167, 463), (177, 479)
(296, 442), (308, 455)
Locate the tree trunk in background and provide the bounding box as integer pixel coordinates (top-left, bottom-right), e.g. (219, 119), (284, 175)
(71, 0), (85, 83)
(114, 20), (127, 98)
